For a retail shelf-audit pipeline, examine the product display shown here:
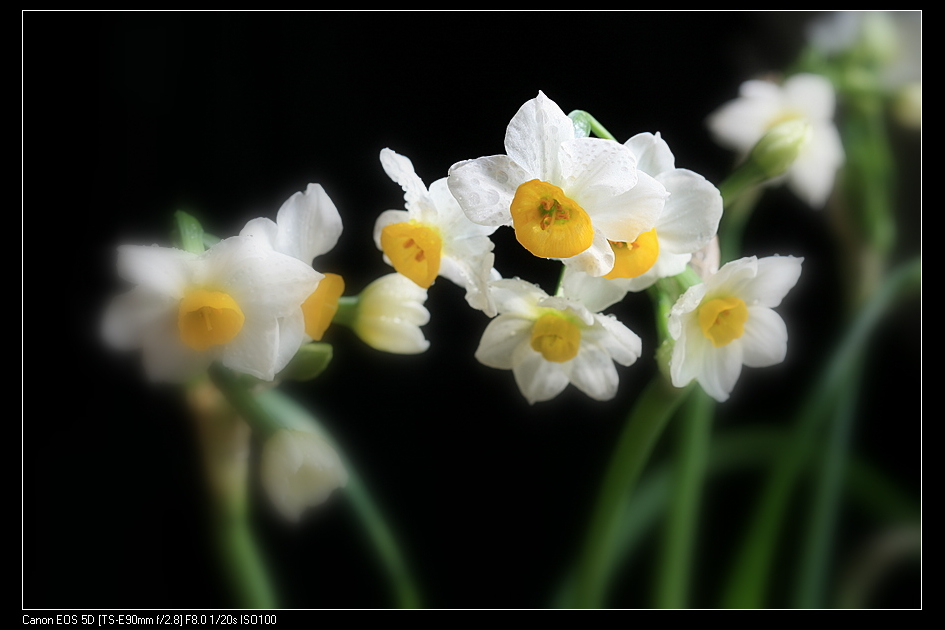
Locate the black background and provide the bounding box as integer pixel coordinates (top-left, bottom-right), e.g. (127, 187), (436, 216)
(24, 11), (920, 610)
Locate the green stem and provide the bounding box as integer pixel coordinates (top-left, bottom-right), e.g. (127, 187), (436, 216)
(188, 377), (279, 608)
(573, 376), (691, 608)
(719, 257), (921, 608)
(553, 422), (918, 608)
(655, 387), (714, 608)
(792, 359), (863, 608)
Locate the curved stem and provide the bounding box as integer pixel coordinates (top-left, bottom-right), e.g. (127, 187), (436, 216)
(572, 377), (691, 608)
(719, 257), (920, 608)
(655, 387), (714, 608)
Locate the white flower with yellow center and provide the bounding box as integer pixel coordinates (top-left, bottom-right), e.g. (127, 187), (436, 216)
(474, 278), (642, 404)
(102, 236), (323, 382)
(240, 183), (346, 363)
(668, 255), (803, 402)
(560, 132), (724, 305)
(350, 273), (431, 355)
(374, 148), (500, 316)
(706, 73), (844, 208)
(447, 91), (668, 277)
(260, 429), (348, 523)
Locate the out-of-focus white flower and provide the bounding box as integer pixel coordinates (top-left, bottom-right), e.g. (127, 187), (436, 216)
(707, 73), (844, 208)
(240, 183), (345, 355)
(448, 91), (668, 277)
(667, 255), (803, 402)
(351, 273), (431, 354)
(375, 148), (500, 316)
(260, 429), (347, 523)
(102, 236), (323, 381)
(559, 132), (723, 304)
(474, 278), (642, 404)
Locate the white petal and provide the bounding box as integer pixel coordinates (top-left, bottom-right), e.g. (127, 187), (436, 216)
(783, 73), (837, 121)
(139, 316), (211, 382)
(740, 255), (803, 308)
(653, 169), (723, 255)
(698, 339), (744, 402)
(439, 246), (499, 317)
(101, 288), (174, 351)
(562, 230), (616, 277)
(222, 315), (281, 380)
(214, 238), (323, 320)
(274, 310), (309, 373)
(428, 177), (499, 239)
(560, 267), (630, 312)
(742, 306), (788, 368)
(447, 155), (527, 227)
(512, 353), (571, 404)
(475, 315), (534, 369)
(488, 278), (545, 316)
(504, 91), (574, 182)
(788, 121), (844, 208)
(115, 244), (195, 298)
(587, 170), (668, 245)
(668, 283), (706, 341)
(669, 314), (706, 389)
(706, 81), (783, 152)
(705, 256), (759, 300)
(568, 344), (620, 401)
(271, 183), (343, 265)
(588, 313), (642, 366)
(625, 131), (676, 176)
(380, 148), (431, 217)
(559, 137), (638, 199)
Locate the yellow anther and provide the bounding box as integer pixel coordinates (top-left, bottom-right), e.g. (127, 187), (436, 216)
(530, 312), (581, 363)
(698, 296), (749, 347)
(510, 179), (593, 259)
(380, 221), (442, 288)
(603, 228), (660, 279)
(178, 289), (245, 351)
(301, 273), (345, 341)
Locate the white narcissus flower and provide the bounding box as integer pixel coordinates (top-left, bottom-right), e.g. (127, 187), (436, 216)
(260, 429), (347, 523)
(374, 148), (501, 317)
(706, 73), (844, 208)
(352, 273), (431, 355)
(448, 91), (668, 277)
(668, 255), (803, 402)
(559, 132), (724, 306)
(240, 183), (345, 360)
(475, 278), (642, 404)
(102, 236), (323, 382)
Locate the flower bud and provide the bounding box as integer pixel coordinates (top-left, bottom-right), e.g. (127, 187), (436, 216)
(750, 119), (813, 179)
(260, 429), (347, 523)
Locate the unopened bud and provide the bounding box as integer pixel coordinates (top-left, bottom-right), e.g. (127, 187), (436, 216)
(750, 118), (813, 179)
